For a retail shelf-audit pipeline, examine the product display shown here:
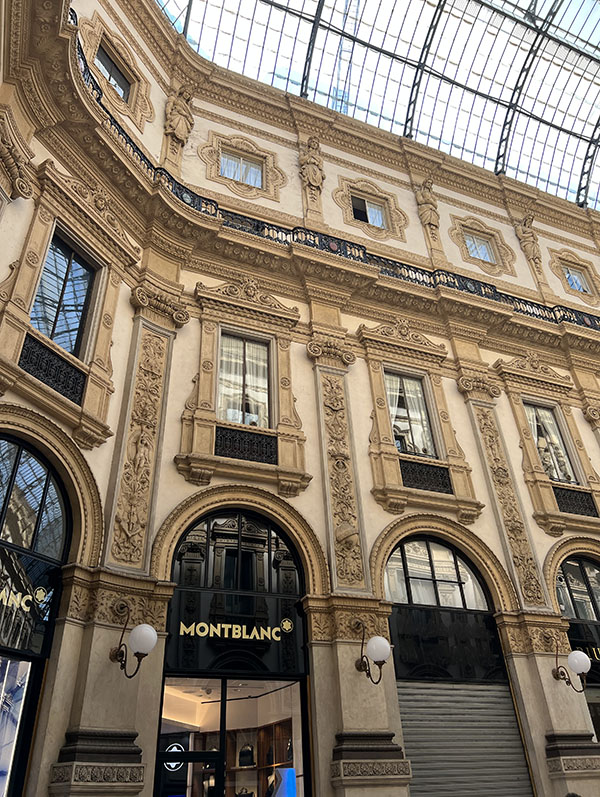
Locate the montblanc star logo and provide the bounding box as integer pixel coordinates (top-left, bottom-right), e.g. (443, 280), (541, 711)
(280, 618), (293, 633)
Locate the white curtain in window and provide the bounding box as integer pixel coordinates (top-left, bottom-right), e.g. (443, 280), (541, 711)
(220, 152), (241, 181)
(366, 201), (384, 228)
(525, 404), (576, 482)
(217, 335), (244, 423)
(384, 372), (409, 450)
(244, 340), (269, 427)
(241, 158), (262, 188)
(404, 377), (436, 456)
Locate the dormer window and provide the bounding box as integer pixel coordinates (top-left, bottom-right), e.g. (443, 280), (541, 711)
(94, 43), (131, 101)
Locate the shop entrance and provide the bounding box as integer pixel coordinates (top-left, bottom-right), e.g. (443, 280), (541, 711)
(155, 510), (309, 797)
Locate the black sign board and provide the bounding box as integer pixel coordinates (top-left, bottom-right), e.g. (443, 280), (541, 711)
(165, 590), (305, 677)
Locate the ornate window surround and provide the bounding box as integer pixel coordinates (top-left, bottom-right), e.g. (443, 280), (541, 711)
(549, 248), (600, 307)
(79, 12), (154, 132)
(357, 319), (483, 522)
(448, 215), (516, 277)
(0, 162), (140, 449)
(493, 352), (600, 537)
(332, 177), (408, 242)
(175, 278), (311, 497)
(198, 132), (287, 201)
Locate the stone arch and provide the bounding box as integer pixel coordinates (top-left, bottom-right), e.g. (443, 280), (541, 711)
(151, 484), (330, 595)
(370, 512), (519, 612)
(544, 536), (600, 616)
(0, 403), (104, 567)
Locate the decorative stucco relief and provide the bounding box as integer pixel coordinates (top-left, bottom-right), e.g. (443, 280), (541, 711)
(475, 406), (545, 606)
(111, 329), (167, 565)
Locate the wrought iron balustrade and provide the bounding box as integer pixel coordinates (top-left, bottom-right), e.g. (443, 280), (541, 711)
(18, 334), (87, 405)
(400, 459), (453, 494)
(553, 486), (599, 517)
(214, 425), (278, 465)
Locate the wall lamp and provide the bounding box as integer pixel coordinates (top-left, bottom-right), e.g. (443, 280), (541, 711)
(552, 642), (591, 693)
(109, 601), (158, 679)
(354, 620), (392, 685)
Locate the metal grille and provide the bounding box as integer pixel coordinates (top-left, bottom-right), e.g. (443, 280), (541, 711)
(553, 486), (599, 517)
(214, 425), (278, 465)
(400, 459), (453, 494)
(18, 334), (86, 405)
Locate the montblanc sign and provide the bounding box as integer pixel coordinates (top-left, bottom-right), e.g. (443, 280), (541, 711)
(179, 618), (294, 642)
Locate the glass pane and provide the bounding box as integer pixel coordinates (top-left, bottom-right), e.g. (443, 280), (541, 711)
(436, 582), (463, 608)
(556, 569), (576, 618)
(403, 540), (431, 579)
(0, 657), (30, 797)
(244, 340), (269, 427)
(270, 531), (299, 596)
(2, 450), (47, 550)
(536, 406), (576, 483)
(217, 335), (244, 424)
(366, 201), (384, 228)
(241, 158), (263, 188)
(403, 376), (436, 457)
(33, 478), (65, 561)
(384, 371), (411, 453)
(160, 677), (223, 752)
(177, 525), (208, 589)
(220, 152), (241, 181)
(0, 440), (18, 515)
(429, 542), (457, 582)
(564, 560), (597, 621)
(384, 549), (407, 604)
(583, 561), (600, 616)
(225, 680), (304, 797)
(51, 254), (93, 355)
(408, 578), (437, 606)
(458, 559), (488, 611)
(209, 516), (239, 589)
(30, 238), (71, 339)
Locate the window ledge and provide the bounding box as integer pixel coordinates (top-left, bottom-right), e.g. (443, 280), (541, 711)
(371, 483), (483, 524)
(534, 509), (600, 538)
(0, 350), (113, 448)
(174, 452), (312, 497)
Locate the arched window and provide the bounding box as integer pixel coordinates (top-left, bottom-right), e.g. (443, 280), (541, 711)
(556, 557), (600, 621)
(0, 435), (70, 797)
(385, 537), (488, 611)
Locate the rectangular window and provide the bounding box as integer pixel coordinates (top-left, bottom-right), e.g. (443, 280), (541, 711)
(464, 232), (495, 263)
(351, 195), (385, 228)
(524, 404), (577, 483)
(563, 266), (590, 293)
(30, 236), (95, 358)
(219, 152), (263, 188)
(94, 44), (131, 101)
(217, 334), (269, 428)
(384, 372), (436, 457)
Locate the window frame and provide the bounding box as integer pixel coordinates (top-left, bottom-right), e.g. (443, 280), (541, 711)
(93, 41), (132, 102)
(219, 150), (264, 190)
(463, 231), (496, 264)
(385, 536), (490, 612)
(523, 399), (580, 485)
(383, 369), (439, 459)
(563, 265), (591, 294)
(216, 327), (274, 430)
(556, 556), (600, 623)
(29, 228), (101, 361)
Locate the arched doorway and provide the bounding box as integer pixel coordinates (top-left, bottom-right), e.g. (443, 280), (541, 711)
(155, 509), (310, 797)
(385, 536), (533, 796)
(0, 434), (70, 796)
(556, 554), (600, 736)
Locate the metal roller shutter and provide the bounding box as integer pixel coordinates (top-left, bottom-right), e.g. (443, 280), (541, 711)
(397, 681), (534, 796)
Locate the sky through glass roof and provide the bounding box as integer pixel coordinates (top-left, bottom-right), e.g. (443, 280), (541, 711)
(157, 0), (600, 210)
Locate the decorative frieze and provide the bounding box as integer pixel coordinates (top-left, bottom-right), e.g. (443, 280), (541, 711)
(111, 329), (168, 565)
(303, 595), (390, 642)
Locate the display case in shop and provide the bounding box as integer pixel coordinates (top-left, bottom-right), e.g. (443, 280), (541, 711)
(226, 717), (294, 797)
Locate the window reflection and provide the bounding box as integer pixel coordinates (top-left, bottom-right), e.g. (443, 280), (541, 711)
(0, 657), (30, 797)
(385, 538), (489, 611)
(557, 557), (600, 622)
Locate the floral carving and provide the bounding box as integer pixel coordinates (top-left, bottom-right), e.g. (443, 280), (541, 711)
(0, 114), (32, 198)
(112, 331), (167, 564)
(475, 407), (545, 605)
(321, 373), (364, 585)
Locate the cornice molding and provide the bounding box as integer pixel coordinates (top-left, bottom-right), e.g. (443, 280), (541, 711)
(195, 277), (300, 329)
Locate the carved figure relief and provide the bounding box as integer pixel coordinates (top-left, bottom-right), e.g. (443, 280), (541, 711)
(515, 213), (542, 274)
(299, 136), (325, 220)
(112, 330), (167, 564)
(475, 406), (545, 606)
(415, 178), (439, 242)
(164, 85), (195, 147)
(321, 373), (365, 586)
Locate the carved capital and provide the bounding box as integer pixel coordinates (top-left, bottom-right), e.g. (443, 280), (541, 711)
(457, 373), (501, 402)
(307, 337), (356, 369)
(130, 285), (189, 328)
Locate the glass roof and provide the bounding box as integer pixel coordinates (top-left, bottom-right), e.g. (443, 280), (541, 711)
(157, 0), (600, 211)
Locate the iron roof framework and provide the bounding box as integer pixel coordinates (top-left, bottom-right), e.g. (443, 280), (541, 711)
(157, 0), (600, 210)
